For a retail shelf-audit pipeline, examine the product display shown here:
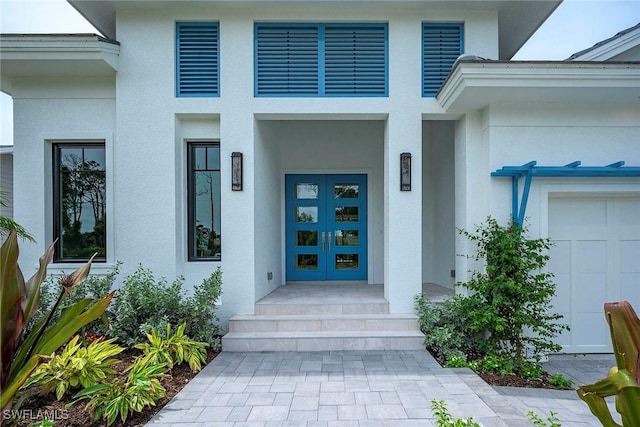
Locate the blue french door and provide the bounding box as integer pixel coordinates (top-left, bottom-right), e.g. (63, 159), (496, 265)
(286, 174), (368, 281)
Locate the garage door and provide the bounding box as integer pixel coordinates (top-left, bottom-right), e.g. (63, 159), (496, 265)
(548, 195), (640, 353)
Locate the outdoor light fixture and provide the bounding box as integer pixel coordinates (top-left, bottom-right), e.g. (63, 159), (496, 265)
(400, 152), (412, 191)
(231, 152), (243, 191)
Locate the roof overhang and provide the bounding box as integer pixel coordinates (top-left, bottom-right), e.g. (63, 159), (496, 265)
(569, 23), (640, 61)
(69, 0), (560, 60)
(438, 60), (640, 113)
(0, 34), (119, 95)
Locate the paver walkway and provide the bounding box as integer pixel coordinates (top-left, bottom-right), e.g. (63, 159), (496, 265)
(146, 350), (618, 426)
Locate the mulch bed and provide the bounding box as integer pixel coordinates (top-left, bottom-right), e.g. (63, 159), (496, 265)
(12, 348), (219, 427)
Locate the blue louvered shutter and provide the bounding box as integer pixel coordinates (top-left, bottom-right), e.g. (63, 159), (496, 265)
(177, 22), (219, 97)
(255, 25), (319, 96)
(422, 23), (463, 97)
(324, 25), (387, 96)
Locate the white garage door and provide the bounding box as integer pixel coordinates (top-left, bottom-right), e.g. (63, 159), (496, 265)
(548, 195), (640, 353)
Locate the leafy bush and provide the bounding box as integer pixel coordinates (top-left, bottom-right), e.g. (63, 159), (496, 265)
(548, 373), (573, 390)
(25, 336), (124, 399)
(430, 399), (481, 427)
(74, 358), (167, 426)
(111, 265), (222, 349)
(519, 361), (544, 381)
(135, 322), (208, 372)
(414, 294), (481, 363)
(457, 217), (569, 370)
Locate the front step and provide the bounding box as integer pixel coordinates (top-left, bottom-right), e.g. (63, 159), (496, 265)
(254, 302), (389, 315)
(222, 330), (426, 352)
(229, 313), (420, 333)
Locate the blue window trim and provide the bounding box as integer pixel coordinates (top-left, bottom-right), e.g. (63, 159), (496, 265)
(254, 22), (388, 97)
(422, 22), (463, 98)
(176, 21), (220, 98)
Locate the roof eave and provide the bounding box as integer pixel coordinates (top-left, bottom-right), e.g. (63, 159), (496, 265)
(438, 60), (640, 112)
(0, 34), (119, 95)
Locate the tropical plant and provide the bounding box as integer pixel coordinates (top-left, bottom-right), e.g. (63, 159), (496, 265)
(0, 229), (114, 421)
(0, 190), (35, 243)
(577, 301), (640, 427)
(457, 217), (568, 370)
(24, 336), (124, 399)
(73, 357), (167, 426)
(430, 399), (481, 427)
(135, 322), (208, 372)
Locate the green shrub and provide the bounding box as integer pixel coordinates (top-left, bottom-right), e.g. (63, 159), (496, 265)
(457, 217), (569, 370)
(25, 336), (124, 400)
(414, 294), (481, 364)
(186, 268), (222, 350)
(111, 265), (222, 348)
(111, 265), (190, 346)
(430, 399), (481, 427)
(527, 410), (562, 427)
(73, 358), (167, 426)
(519, 361), (544, 381)
(548, 373), (573, 390)
(481, 353), (515, 376)
(135, 322), (208, 372)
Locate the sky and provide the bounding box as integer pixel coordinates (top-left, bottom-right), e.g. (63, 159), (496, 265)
(0, 0), (639, 146)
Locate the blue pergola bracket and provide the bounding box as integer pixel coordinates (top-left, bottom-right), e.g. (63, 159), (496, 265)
(492, 160), (640, 225)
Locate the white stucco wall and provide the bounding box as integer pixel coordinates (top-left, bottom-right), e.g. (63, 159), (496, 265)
(484, 103), (640, 239)
(10, 77), (116, 275)
(422, 121), (456, 288)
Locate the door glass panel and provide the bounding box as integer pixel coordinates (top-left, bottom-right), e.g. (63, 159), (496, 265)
(296, 207), (318, 223)
(296, 183), (319, 199)
(297, 254), (318, 270)
(335, 230), (358, 246)
(335, 206), (358, 222)
(335, 254), (359, 270)
(297, 230), (318, 246)
(335, 183), (359, 198)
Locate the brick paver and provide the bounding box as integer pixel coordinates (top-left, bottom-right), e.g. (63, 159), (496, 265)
(146, 350), (615, 426)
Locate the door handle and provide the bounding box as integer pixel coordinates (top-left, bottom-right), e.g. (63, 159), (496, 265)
(321, 232), (326, 252)
(328, 232), (332, 252)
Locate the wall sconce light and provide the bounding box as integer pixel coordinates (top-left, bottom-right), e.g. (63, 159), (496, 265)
(400, 152), (411, 191)
(231, 152), (243, 191)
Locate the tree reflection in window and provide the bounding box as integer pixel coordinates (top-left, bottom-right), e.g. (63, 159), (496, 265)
(189, 143), (221, 260)
(54, 144), (106, 261)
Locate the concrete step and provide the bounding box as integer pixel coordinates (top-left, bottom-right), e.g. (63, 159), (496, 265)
(254, 302), (389, 315)
(228, 313), (421, 333)
(221, 330), (426, 352)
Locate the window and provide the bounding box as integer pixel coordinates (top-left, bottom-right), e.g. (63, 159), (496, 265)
(422, 23), (463, 97)
(188, 142), (221, 260)
(53, 143), (106, 262)
(255, 23), (387, 97)
(176, 22), (219, 97)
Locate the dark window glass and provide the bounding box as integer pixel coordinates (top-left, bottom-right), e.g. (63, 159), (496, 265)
(188, 142), (221, 260)
(53, 143), (106, 262)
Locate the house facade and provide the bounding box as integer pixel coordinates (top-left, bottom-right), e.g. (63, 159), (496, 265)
(1, 1), (638, 353)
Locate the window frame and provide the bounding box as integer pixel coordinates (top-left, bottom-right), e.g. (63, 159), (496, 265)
(422, 22), (464, 98)
(254, 22), (388, 97)
(187, 141), (222, 261)
(52, 142), (107, 263)
(176, 21), (220, 98)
